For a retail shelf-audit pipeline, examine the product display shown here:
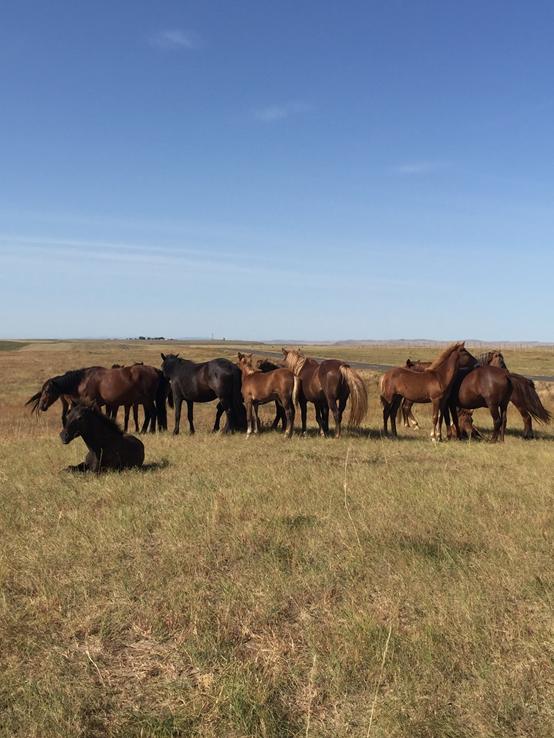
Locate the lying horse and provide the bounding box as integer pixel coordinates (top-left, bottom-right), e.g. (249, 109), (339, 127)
(60, 403), (144, 472)
(161, 353), (246, 434)
(282, 348), (368, 438)
(237, 352), (299, 438)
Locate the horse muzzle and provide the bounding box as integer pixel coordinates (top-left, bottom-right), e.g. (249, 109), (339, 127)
(59, 430), (71, 444)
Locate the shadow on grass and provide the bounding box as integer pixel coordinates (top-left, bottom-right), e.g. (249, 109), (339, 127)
(62, 458), (171, 474)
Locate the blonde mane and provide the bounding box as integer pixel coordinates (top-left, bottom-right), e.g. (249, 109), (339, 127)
(282, 349), (307, 376)
(425, 342), (464, 371)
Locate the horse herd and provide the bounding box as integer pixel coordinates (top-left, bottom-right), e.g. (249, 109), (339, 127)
(26, 343), (551, 471)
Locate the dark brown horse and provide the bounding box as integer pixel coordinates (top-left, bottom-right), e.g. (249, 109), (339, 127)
(481, 351), (551, 438)
(60, 403), (144, 472)
(27, 365), (167, 433)
(447, 365), (512, 442)
(282, 348), (368, 438)
(161, 353), (246, 434)
(380, 343), (476, 440)
(237, 353), (299, 438)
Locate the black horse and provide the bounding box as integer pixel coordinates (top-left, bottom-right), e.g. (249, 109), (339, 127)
(161, 353), (246, 434)
(60, 403), (145, 471)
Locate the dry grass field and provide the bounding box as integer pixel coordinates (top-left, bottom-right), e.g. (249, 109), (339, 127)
(1, 340), (553, 737)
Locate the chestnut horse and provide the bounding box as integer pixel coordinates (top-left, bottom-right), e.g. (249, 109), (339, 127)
(212, 358), (287, 432)
(380, 342), (476, 440)
(281, 348), (368, 438)
(481, 351), (551, 438)
(237, 353), (299, 438)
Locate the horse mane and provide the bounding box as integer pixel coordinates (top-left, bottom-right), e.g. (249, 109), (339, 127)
(50, 368), (93, 393)
(283, 349), (308, 375)
(425, 342), (463, 371)
(478, 351), (494, 366)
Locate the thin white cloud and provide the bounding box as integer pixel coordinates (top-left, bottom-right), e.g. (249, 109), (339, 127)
(254, 102), (312, 122)
(149, 29), (201, 50)
(390, 161), (450, 176)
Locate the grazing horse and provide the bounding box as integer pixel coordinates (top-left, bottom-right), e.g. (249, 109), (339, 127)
(447, 365), (512, 442)
(161, 353), (246, 434)
(60, 403), (144, 472)
(27, 365), (166, 433)
(237, 352), (299, 438)
(26, 367), (105, 425)
(481, 351), (551, 438)
(282, 348), (368, 438)
(380, 342), (476, 440)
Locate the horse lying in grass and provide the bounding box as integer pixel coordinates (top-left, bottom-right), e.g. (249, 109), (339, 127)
(237, 353), (299, 438)
(60, 403), (145, 472)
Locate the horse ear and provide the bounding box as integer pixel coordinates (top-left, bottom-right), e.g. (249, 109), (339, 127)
(161, 353), (166, 361)
(238, 352), (243, 360)
(282, 348), (288, 356)
(175, 353), (180, 358)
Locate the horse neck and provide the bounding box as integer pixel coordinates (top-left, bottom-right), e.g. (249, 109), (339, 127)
(433, 350), (460, 388)
(240, 365), (257, 377)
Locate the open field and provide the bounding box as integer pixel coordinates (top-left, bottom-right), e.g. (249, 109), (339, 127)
(1, 341), (554, 737)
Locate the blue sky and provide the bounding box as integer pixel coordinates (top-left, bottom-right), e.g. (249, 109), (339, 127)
(1, 1), (553, 340)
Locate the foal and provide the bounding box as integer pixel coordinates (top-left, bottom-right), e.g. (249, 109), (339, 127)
(60, 403), (145, 471)
(237, 353), (299, 438)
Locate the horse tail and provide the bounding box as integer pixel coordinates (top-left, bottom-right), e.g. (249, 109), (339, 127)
(292, 374), (300, 407)
(155, 371), (168, 431)
(339, 365), (368, 427)
(511, 374), (551, 424)
(25, 391), (42, 414)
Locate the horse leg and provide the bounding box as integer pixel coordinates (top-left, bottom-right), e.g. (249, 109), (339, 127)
(490, 404), (501, 442)
(245, 399), (254, 436)
(500, 402), (509, 442)
(173, 396), (183, 435)
(123, 405), (130, 432)
(430, 398), (441, 440)
(317, 403), (328, 437)
(61, 397), (69, 427)
(146, 401), (156, 433)
(389, 396), (402, 437)
(133, 404), (139, 432)
(328, 396), (342, 438)
(299, 397), (308, 436)
(252, 402), (261, 434)
(382, 399), (390, 436)
(283, 399), (295, 438)
(187, 401), (195, 434)
(213, 402), (224, 432)
(141, 405), (150, 433)
(519, 407), (533, 439)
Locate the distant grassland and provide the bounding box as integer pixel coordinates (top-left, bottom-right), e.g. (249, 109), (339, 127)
(0, 340), (29, 352)
(1, 339), (553, 737)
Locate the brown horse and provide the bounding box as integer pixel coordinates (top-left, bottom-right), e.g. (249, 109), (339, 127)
(380, 342), (476, 440)
(399, 359), (430, 429)
(27, 365), (167, 433)
(237, 353), (299, 438)
(281, 348), (368, 438)
(447, 365), (512, 442)
(481, 351), (551, 438)
(26, 366), (104, 426)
